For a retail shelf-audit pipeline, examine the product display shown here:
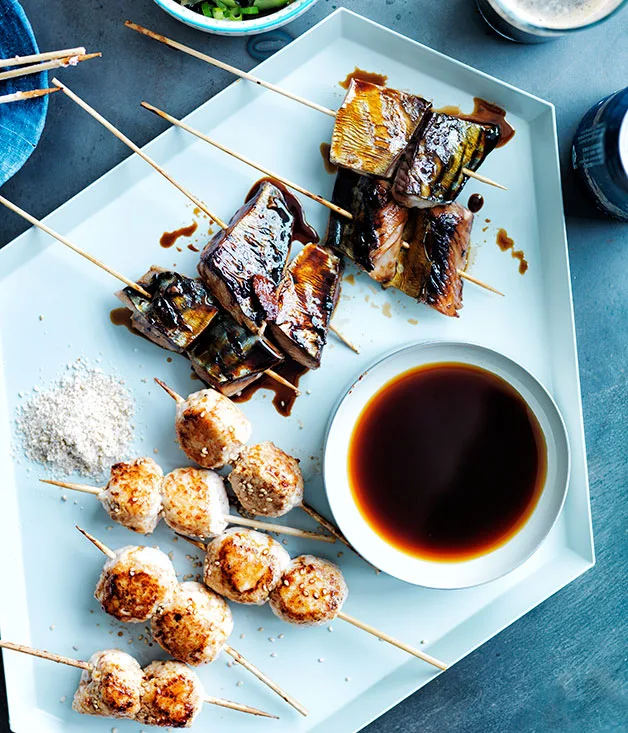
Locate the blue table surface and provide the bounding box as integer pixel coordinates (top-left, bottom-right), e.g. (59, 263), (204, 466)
(1, 1), (627, 731)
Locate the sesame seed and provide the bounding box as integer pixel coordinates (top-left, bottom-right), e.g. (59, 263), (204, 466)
(59, 696), (66, 703)
(318, 657), (325, 663)
(345, 677), (351, 682)
(270, 652), (277, 658)
(239, 633), (245, 639)
(49, 625), (55, 631)
(236, 681), (243, 687)
(328, 626), (334, 632)
(258, 627), (264, 632)
(268, 637), (275, 643)
(278, 633), (284, 639)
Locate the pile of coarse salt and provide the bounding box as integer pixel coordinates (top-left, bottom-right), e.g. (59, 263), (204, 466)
(15, 359), (136, 479)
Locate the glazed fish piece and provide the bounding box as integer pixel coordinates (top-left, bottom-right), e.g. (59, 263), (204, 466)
(198, 179), (315, 334)
(116, 268), (219, 353)
(187, 312), (283, 397)
(388, 203), (472, 318)
(394, 112), (500, 208)
(326, 169), (408, 283)
(330, 79), (431, 178)
(269, 244), (344, 370)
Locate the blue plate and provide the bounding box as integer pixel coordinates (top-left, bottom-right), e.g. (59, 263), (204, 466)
(0, 0), (48, 187)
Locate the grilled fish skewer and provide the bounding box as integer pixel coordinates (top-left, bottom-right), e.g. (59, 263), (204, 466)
(41, 470), (334, 543)
(77, 528), (309, 716)
(127, 22), (505, 192)
(0, 641), (277, 723)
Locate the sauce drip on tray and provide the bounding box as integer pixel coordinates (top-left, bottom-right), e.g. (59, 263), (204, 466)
(349, 363), (547, 561)
(232, 360), (308, 417)
(319, 142), (338, 175)
(467, 193), (484, 213)
(339, 68), (388, 89)
(160, 221), (198, 249)
(497, 228), (528, 274)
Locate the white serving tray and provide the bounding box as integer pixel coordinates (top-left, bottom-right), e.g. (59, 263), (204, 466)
(0, 9), (593, 733)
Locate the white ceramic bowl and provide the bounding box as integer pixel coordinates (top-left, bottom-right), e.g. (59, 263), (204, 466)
(153, 0), (319, 36)
(324, 341), (570, 589)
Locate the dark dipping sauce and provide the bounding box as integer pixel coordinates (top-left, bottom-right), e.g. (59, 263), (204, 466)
(349, 363), (547, 562)
(160, 221), (198, 248)
(339, 68), (388, 89)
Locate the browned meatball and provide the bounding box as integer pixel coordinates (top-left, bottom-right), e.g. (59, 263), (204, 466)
(137, 660), (204, 728)
(175, 389), (251, 469)
(161, 468), (229, 539)
(94, 546), (177, 623)
(269, 555), (348, 626)
(151, 582), (233, 665)
(229, 442), (303, 518)
(203, 528), (290, 605)
(99, 457), (164, 534)
(72, 649), (142, 719)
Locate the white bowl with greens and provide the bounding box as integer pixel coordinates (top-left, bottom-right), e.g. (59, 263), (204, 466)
(153, 0), (319, 35)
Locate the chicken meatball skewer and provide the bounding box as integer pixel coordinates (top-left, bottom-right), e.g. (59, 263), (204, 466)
(156, 379), (364, 558)
(188, 532), (447, 671)
(42, 460), (333, 543)
(77, 527), (309, 716)
(0, 640), (277, 723)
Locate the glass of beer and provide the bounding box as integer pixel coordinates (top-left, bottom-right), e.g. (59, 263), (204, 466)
(476, 0), (628, 42)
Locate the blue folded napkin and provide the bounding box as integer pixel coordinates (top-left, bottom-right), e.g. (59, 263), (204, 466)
(0, 0), (49, 187)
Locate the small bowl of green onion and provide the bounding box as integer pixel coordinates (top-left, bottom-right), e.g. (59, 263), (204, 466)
(153, 0), (319, 36)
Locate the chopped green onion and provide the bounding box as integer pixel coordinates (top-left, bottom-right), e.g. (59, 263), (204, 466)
(212, 7), (226, 18)
(253, 0), (292, 9)
(227, 7), (243, 19)
(200, 1), (214, 16)
(240, 5), (260, 13)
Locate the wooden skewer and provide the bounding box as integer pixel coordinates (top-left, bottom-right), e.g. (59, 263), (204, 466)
(462, 168), (508, 191)
(0, 640), (277, 718)
(0, 53), (101, 82)
(459, 270), (504, 296)
(336, 611), (447, 670)
(0, 47), (86, 68)
(0, 194), (151, 298)
(51, 78), (227, 230)
(0, 640), (89, 671)
(125, 23), (506, 193)
(223, 645), (308, 717)
(141, 102), (353, 220)
(0, 87), (60, 105)
(126, 21), (335, 118)
(77, 527), (306, 716)
(329, 324), (360, 354)
(42, 479), (333, 543)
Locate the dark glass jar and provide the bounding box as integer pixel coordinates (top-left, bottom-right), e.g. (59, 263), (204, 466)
(572, 88), (628, 221)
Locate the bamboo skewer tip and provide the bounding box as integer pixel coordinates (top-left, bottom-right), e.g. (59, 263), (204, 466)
(224, 645), (309, 717)
(75, 525), (115, 559)
(40, 478), (102, 496)
(336, 611), (447, 671)
(204, 695), (279, 719)
(154, 377), (185, 403)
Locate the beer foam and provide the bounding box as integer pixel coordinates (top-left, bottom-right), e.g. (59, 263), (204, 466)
(502, 0), (622, 29)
